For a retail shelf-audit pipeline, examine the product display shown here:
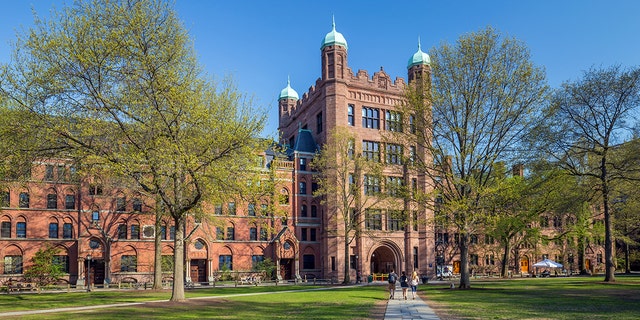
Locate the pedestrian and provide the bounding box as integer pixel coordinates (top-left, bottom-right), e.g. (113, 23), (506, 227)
(410, 271), (419, 299)
(388, 269), (398, 299)
(400, 271), (409, 300)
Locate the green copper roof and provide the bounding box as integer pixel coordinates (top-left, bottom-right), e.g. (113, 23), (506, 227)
(321, 17), (348, 50)
(279, 77), (299, 101)
(407, 38), (430, 69)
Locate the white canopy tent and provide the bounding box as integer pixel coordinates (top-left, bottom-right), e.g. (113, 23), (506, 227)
(532, 258), (563, 268)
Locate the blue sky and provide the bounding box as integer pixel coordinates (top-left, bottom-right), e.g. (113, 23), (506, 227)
(2, 0), (639, 137)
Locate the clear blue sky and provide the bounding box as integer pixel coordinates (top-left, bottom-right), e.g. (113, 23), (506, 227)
(2, 0), (639, 137)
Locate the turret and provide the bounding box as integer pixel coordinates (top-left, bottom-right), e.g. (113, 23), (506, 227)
(320, 17), (348, 80)
(407, 37), (431, 84)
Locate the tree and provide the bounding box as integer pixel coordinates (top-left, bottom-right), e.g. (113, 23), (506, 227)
(1, 0), (265, 301)
(540, 66), (640, 282)
(312, 127), (387, 284)
(23, 245), (64, 291)
(402, 27), (548, 288)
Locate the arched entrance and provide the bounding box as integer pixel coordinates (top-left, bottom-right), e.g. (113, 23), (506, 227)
(520, 256), (529, 273)
(370, 245), (399, 274)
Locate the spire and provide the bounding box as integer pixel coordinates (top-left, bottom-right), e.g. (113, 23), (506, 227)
(407, 36), (431, 69)
(279, 76), (299, 101)
(321, 16), (348, 50)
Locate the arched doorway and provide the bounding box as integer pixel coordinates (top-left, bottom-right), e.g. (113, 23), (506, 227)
(370, 246), (398, 274)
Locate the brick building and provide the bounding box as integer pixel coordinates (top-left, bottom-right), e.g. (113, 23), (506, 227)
(1, 23), (606, 287)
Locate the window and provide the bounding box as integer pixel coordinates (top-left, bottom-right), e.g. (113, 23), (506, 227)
(303, 254), (315, 269)
(409, 146), (416, 165)
(162, 255), (174, 272)
(216, 227), (224, 240)
(19, 192), (29, 208)
(409, 114), (416, 134)
(130, 224), (140, 239)
(364, 175), (381, 196)
(413, 247), (419, 269)
(540, 216), (549, 228)
(248, 203), (256, 216)
(219, 255), (233, 270)
(385, 110), (403, 132)
(386, 176), (403, 197)
(249, 227), (257, 241)
(49, 222), (59, 238)
(386, 144), (403, 164)
(53, 255), (69, 273)
(485, 235), (495, 244)
(133, 198), (142, 212)
(160, 226), (167, 240)
(347, 139), (355, 159)
(63, 223), (73, 239)
(65, 194), (75, 210)
(226, 227), (235, 240)
(121, 255), (137, 272)
(553, 216), (562, 228)
(228, 202), (236, 215)
(347, 104), (355, 126)
(259, 228), (268, 241)
(436, 232), (449, 245)
(316, 112), (323, 133)
(3, 255), (23, 274)
(362, 141), (380, 162)
(350, 255), (357, 269)
(310, 228), (317, 241)
(169, 226), (175, 240)
(331, 256), (336, 271)
(88, 184), (103, 196)
(280, 189), (290, 205)
(413, 210), (418, 231)
(252, 255), (265, 268)
(299, 182), (307, 195)
(47, 193), (57, 209)
(299, 158), (307, 171)
(362, 107), (380, 129)
(92, 210), (100, 222)
(117, 224), (127, 239)
(1, 221), (11, 238)
(301, 205), (307, 217)
(16, 222), (26, 238)
(45, 165), (54, 181)
(301, 228), (308, 241)
(470, 234), (478, 244)
(470, 254), (479, 265)
(365, 209), (382, 230)
(485, 255), (495, 265)
(311, 205), (318, 218)
(116, 197), (126, 212)
(1, 191), (9, 207)
(261, 204), (268, 216)
(387, 210), (405, 231)
(57, 165), (66, 182)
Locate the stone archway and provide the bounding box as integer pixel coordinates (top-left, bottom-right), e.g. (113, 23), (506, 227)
(369, 243), (402, 274)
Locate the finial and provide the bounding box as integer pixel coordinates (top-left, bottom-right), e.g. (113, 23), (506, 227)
(287, 75), (291, 87)
(332, 15), (336, 30)
(418, 36), (422, 51)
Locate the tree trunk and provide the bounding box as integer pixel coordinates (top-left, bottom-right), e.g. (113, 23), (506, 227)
(152, 204), (163, 290)
(458, 235), (470, 289)
(343, 238), (351, 284)
(578, 235), (588, 275)
(500, 241), (511, 278)
(170, 216), (186, 301)
(601, 157), (616, 282)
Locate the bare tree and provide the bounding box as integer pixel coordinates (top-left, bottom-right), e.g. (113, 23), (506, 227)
(541, 66), (640, 282)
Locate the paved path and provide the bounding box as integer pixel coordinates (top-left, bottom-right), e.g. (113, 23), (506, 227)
(384, 293), (440, 320)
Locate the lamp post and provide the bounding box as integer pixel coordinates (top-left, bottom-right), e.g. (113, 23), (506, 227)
(86, 254), (92, 292)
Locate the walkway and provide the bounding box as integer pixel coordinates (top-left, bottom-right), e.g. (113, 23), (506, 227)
(384, 293), (440, 320)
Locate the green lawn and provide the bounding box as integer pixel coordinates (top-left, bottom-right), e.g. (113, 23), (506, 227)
(1, 276), (639, 319)
(423, 275), (640, 319)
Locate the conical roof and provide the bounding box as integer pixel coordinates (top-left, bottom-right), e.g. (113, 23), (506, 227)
(407, 38), (430, 69)
(321, 17), (348, 50)
(279, 77), (299, 101)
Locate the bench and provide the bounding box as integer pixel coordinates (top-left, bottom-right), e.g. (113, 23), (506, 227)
(7, 282), (38, 292)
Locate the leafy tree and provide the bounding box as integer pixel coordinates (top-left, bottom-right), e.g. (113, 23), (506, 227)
(1, 0), (265, 301)
(540, 66), (640, 281)
(252, 257), (276, 280)
(312, 127), (387, 284)
(23, 245), (64, 290)
(402, 27), (548, 288)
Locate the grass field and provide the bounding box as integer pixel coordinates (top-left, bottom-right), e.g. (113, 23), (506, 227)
(1, 276), (639, 319)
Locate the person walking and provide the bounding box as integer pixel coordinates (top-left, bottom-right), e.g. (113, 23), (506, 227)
(410, 271), (419, 299)
(400, 271), (409, 300)
(388, 269), (398, 299)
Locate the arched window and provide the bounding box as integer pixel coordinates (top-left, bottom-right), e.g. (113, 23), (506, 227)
(279, 189), (290, 205)
(47, 189), (58, 209)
